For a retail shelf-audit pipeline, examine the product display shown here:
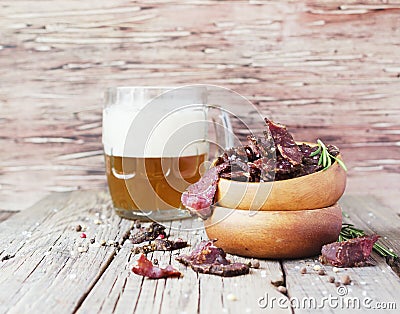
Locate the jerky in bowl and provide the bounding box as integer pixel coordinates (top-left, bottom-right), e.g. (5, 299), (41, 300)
(181, 118), (347, 217)
(181, 118), (348, 258)
(216, 149), (346, 211)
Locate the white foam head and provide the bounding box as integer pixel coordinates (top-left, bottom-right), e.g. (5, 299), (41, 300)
(102, 87), (208, 157)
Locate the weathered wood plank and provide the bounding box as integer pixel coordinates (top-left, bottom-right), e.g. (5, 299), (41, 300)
(281, 195), (400, 313)
(1, 0), (400, 211)
(340, 196), (400, 258)
(0, 210), (17, 223)
(78, 215), (290, 314)
(1, 190), (400, 313)
(0, 190), (131, 314)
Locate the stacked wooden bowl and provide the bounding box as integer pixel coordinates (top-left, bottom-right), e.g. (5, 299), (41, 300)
(204, 155), (347, 259)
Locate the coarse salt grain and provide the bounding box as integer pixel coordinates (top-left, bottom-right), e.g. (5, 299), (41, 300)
(332, 267), (340, 273)
(69, 273), (77, 280)
(313, 265), (321, 271)
(227, 293), (237, 301)
(78, 246), (88, 253)
(260, 270), (267, 278)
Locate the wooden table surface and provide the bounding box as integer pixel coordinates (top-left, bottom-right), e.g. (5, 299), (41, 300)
(1, 0), (400, 212)
(1, 1), (399, 312)
(0, 190), (399, 314)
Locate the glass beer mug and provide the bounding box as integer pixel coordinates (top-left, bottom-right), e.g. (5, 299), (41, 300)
(102, 86), (233, 221)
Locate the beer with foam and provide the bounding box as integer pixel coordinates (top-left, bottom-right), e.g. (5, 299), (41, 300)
(102, 87), (208, 220)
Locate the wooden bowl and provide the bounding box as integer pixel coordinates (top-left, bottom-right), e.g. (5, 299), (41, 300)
(204, 204), (342, 259)
(216, 155), (346, 211)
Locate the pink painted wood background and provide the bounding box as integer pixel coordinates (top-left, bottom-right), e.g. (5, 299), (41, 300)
(0, 0), (399, 211)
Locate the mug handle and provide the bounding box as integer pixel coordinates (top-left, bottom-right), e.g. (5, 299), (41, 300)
(209, 105), (235, 160)
(220, 110), (234, 149)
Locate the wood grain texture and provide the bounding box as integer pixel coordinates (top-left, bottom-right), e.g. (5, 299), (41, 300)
(283, 195), (400, 314)
(205, 204), (342, 259)
(78, 218), (289, 314)
(0, 190), (131, 313)
(0, 210), (17, 223)
(1, 190), (399, 314)
(0, 0), (400, 210)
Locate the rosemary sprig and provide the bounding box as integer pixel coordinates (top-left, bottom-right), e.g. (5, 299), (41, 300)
(310, 139), (348, 171)
(339, 223), (398, 258)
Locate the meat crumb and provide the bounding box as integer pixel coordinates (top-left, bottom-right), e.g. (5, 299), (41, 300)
(250, 259), (260, 269)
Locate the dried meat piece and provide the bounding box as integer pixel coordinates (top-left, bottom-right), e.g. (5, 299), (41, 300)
(252, 157), (275, 181)
(247, 135), (274, 160)
(181, 163), (229, 219)
(132, 254), (181, 279)
(219, 159), (252, 182)
(327, 144), (340, 157)
(130, 222), (167, 244)
(296, 144), (322, 177)
(275, 156), (300, 180)
(132, 238), (188, 254)
(153, 238), (187, 251)
(319, 235), (379, 267)
(220, 171), (249, 182)
(176, 240), (250, 277)
(248, 162), (261, 182)
(265, 118), (303, 165)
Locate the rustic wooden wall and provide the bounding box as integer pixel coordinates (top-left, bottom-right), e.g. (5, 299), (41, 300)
(1, 0), (399, 211)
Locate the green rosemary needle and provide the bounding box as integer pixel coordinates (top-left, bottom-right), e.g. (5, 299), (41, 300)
(310, 139), (348, 171)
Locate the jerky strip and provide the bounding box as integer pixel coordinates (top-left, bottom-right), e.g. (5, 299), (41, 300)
(176, 240), (250, 277)
(132, 254), (181, 279)
(132, 238), (188, 254)
(130, 222), (167, 244)
(265, 118), (302, 165)
(181, 163), (229, 219)
(319, 235), (379, 267)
